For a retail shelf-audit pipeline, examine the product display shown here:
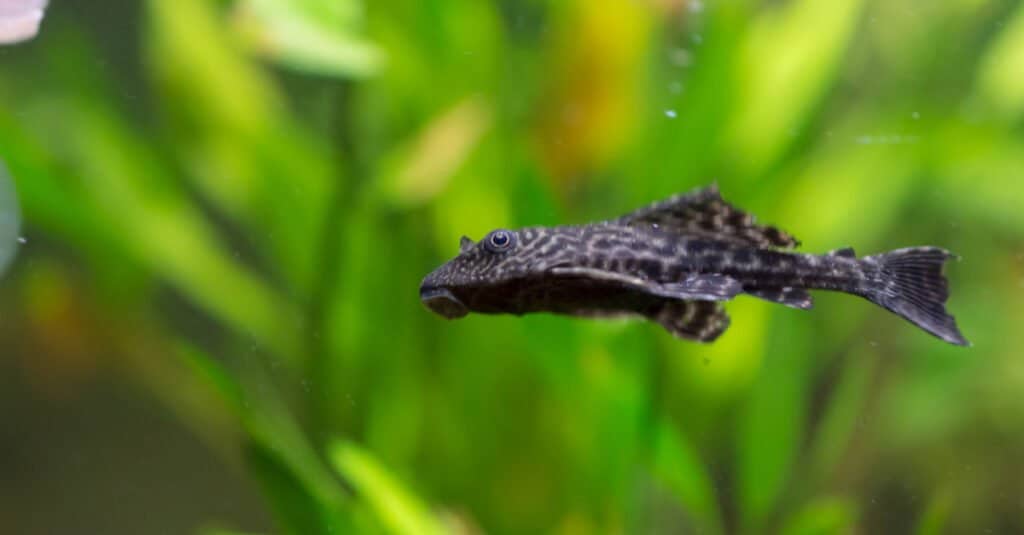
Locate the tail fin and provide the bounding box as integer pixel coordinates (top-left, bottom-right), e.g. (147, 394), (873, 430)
(864, 247), (970, 346)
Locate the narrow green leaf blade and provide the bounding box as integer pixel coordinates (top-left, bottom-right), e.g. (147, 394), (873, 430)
(652, 422), (723, 535)
(329, 441), (447, 535)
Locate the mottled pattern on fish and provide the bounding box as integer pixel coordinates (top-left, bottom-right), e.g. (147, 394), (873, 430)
(420, 186), (969, 346)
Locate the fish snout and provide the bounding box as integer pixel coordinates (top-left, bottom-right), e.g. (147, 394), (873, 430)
(419, 275), (469, 319)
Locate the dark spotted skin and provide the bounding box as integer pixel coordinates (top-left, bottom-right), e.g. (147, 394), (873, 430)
(426, 224), (867, 312)
(420, 186), (969, 345)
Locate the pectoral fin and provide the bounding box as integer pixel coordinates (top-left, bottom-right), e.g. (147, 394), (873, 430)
(650, 300), (731, 342)
(549, 267), (742, 301)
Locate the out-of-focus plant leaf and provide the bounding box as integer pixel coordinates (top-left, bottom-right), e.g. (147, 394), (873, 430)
(179, 345), (248, 419)
(54, 98), (301, 360)
(727, 0), (864, 177)
(249, 442), (354, 535)
(805, 347), (875, 487)
(180, 345), (351, 534)
(536, 0), (652, 187)
(0, 74), (144, 293)
(915, 488), (953, 535)
(377, 96), (492, 207)
(670, 299), (769, 404)
(975, 4), (1024, 120)
(147, 0), (335, 295)
(737, 321), (812, 531)
(933, 126), (1024, 231)
(147, 0), (283, 151)
(0, 159), (20, 276)
(780, 497), (856, 535)
(628, 2), (746, 203)
(329, 440), (448, 535)
(233, 0), (383, 79)
(778, 143), (917, 250)
(652, 421), (723, 535)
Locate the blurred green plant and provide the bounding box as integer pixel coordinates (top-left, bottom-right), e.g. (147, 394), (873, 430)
(1, 0), (1023, 533)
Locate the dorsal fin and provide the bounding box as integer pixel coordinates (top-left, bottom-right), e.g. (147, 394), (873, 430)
(614, 185), (800, 249)
(649, 300), (731, 342)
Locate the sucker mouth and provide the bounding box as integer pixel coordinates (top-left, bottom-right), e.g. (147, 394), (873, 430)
(419, 285), (469, 319)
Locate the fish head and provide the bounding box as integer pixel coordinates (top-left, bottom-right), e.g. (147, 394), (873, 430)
(420, 228), (547, 318)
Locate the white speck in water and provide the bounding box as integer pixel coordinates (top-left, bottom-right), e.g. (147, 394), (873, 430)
(17, 236), (26, 244)
(664, 109), (678, 119)
(689, 0), (704, 13)
(669, 48), (692, 67)
(912, 111), (920, 120)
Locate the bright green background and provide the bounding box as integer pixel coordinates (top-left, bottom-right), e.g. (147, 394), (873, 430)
(1, 0), (1023, 533)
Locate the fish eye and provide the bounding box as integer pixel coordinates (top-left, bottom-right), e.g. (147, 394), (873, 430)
(485, 230), (514, 252)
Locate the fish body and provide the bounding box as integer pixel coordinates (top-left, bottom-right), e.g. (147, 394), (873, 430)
(0, 160), (20, 277)
(420, 186), (968, 346)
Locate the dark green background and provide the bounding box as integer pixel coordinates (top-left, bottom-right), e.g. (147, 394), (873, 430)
(1, 0), (1022, 533)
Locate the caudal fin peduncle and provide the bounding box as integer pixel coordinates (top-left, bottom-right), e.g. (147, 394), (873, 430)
(862, 247), (969, 346)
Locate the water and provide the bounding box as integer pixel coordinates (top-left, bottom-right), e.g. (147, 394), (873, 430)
(0, 160), (21, 276)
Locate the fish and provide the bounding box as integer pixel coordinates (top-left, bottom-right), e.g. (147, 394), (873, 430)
(419, 185), (969, 346)
(0, 0), (48, 45)
(0, 159), (21, 278)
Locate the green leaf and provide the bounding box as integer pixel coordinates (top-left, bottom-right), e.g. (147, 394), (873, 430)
(780, 497), (857, 535)
(726, 0), (865, 176)
(329, 441), (448, 535)
(179, 345), (351, 533)
(377, 96), (492, 208)
(248, 441), (353, 535)
(737, 321), (812, 531)
(915, 489), (953, 535)
(806, 349), (875, 487)
(652, 422), (723, 535)
(201, 530), (267, 535)
(975, 3), (1024, 120)
(233, 0), (383, 79)
(56, 101), (301, 360)
(147, 0), (336, 294)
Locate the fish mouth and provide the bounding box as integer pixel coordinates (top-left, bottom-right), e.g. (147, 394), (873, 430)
(419, 285), (469, 319)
